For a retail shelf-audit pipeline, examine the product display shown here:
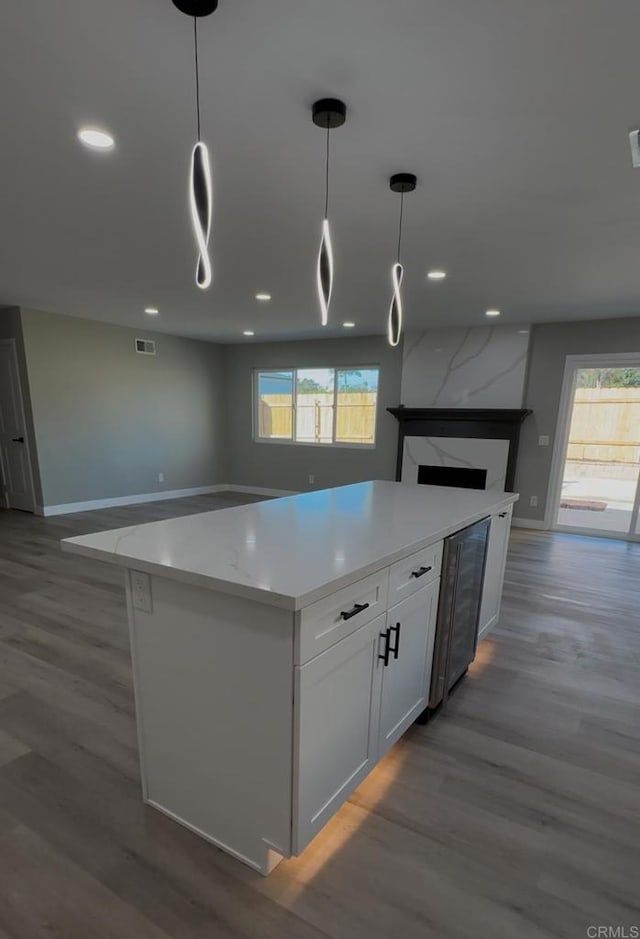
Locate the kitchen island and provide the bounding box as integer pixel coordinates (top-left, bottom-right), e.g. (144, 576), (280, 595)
(62, 481), (518, 874)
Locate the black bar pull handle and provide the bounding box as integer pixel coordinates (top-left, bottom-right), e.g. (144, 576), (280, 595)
(378, 627), (391, 667)
(340, 601), (370, 621)
(498, 512), (508, 518)
(389, 622), (401, 659)
(410, 565), (432, 579)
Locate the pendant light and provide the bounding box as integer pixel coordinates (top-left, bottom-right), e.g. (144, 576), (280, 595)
(312, 98), (346, 326)
(387, 173), (416, 347)
(172, 0), (217, 289)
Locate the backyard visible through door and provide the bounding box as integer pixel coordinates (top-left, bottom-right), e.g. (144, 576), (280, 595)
(555, 364), (640, 538)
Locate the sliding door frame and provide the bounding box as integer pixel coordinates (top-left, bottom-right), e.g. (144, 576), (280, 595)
(546, 352), (640, 541)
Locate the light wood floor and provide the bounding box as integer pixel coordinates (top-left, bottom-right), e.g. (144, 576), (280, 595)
(0, 494), (638, 938)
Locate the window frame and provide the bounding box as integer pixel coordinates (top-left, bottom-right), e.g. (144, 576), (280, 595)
(252, 365), (380, 449)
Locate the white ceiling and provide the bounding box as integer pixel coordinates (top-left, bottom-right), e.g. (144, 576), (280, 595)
(2, 0), (640, 343)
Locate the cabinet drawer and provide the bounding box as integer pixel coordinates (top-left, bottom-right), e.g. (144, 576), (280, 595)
(388, 541), (443, 607)
(297, 569), (389, 665)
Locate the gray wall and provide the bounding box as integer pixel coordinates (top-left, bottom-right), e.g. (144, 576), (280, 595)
(224, 335), (403, 492)
(19, 308), (227, 508)
(0, 306), (43, 506)
(13, 303), (640, 518)
(515, 316), (640, 522)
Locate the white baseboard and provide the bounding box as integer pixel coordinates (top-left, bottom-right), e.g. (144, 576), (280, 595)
(226, 485), (298, 498)
(512, 517), (547, 530)
(37, 483), (297, 517)
(38, 484), (230, 517)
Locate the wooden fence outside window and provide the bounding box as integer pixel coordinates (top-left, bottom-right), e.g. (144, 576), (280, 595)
(258, 392), (377, 445)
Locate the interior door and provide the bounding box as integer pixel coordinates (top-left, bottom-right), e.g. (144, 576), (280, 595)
(378, 580), (438, 758)
(293, 613), (385, 854)
(0, 340), (34, 512)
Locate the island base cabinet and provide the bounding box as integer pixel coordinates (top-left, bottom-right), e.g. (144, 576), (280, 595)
(478, 505), (513, 640)
(292, 614), (385, 854)
(377, 580), (439, 758)
(293, 581), (439, 855)
(126, 571), (442, 872)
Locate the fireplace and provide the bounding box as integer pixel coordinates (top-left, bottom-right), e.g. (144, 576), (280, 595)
(388, 407), (532, 492)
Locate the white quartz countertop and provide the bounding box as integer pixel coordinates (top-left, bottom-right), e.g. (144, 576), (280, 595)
(61, 481), (518, 610)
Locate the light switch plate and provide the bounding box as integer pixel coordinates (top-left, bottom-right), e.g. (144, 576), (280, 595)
(538, 434), (550, 447)
(131, 571), (153, 613)
(630, 130), (640, 168)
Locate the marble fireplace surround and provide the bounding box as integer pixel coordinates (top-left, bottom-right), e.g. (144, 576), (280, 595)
(387, 408), (532, 492)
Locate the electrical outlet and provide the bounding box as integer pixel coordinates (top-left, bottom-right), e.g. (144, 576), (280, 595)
(538, 435), (550, 447)
(131, 571), (153, 613)
(529, 495), (538, 507)
(158, 472), (164, 483)
(308, 474), (315, 484)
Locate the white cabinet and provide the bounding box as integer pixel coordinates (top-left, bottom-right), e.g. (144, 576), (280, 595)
(478, 505), (512, 640)
(122, 517), (510, 874)
(293, 613), (385, 853)
(293, 582), (439, 853)
(377, 581), (439, 757)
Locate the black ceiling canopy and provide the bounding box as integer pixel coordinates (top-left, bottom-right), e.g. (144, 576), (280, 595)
(390, 173), (417, 193)
(312, 99), (347, 130)
(172, 0), (219, 16)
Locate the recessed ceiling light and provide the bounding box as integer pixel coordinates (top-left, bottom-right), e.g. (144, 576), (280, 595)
(517, 329), (528, 334)
(243, 330), (255, 336)
(144, 307), (159, 315)
(427, 270), (447, 280)
(77, 127), (115, 150)
(255, 293), (271, 301)
(343, 321), (355, 328)
(485, 309), (501, 317)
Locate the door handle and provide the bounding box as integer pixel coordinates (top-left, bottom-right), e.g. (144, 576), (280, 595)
(410, 565), (432, 579)
(11, 436), (24, 444)
(389, 622), (401, 659)
(378, 627), (391, 667)
(498, 512), (508, 518)
(340, 601), (370, 621)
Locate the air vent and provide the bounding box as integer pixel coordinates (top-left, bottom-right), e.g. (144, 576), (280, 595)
(135, 338), (156, 356)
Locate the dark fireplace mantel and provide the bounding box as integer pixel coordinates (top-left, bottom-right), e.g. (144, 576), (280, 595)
(387, 407), (532, 491)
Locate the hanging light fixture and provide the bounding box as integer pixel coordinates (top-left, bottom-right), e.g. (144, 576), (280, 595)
(172, 0), (218, 289)
(312, 98), (346, 326)
(387, 173), (417, 347)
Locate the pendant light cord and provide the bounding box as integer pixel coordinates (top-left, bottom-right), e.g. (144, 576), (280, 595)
(193, 17), (201, 141)
(397, 191), (404, 263)
(324, 125), (330, 219)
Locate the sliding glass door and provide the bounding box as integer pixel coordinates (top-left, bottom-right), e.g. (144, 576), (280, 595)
(552, 356), (640, 540)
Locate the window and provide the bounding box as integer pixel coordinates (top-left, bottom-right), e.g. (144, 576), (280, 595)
(254, 366), (380, 446)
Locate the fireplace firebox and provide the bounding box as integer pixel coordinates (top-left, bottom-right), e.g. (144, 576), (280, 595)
(417, 464), (487, 490)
